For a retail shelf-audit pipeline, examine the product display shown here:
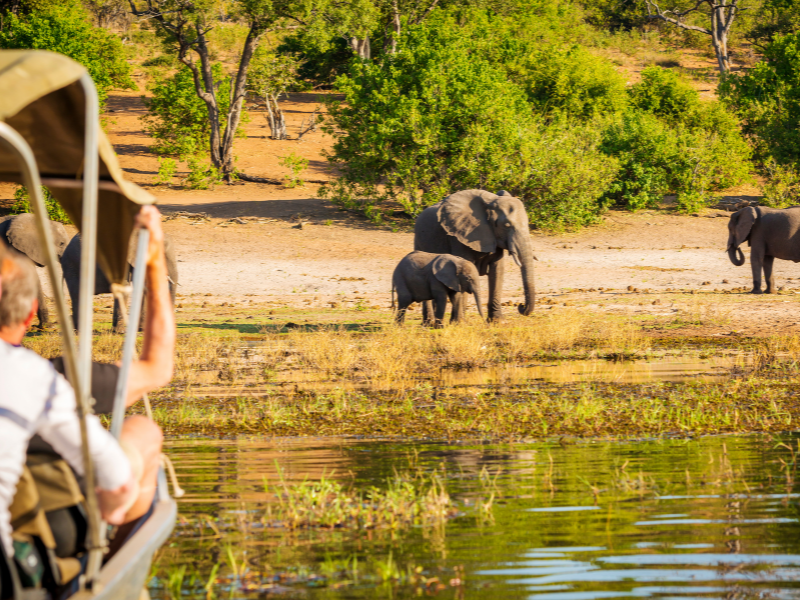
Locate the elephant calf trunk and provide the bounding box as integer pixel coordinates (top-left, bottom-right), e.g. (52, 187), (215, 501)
(728, 246), (745, 267)
(473, 291), (486, 323)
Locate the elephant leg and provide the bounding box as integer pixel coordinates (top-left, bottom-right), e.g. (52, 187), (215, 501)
(394, 285), (413, 325)
(36, 284), (49, 329)
(487, 258), (504, 322)
(65, 277), (80, 330)
(764, 255), (776, 294)
(113, 295), (125, 334)
(750, 248), (764, 294)
(432, 286), (448, 329)
(449, 291), (463, 324)
(421, 300), (435, 327)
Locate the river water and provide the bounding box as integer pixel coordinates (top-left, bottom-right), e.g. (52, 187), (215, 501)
(150, 434), (800, 599)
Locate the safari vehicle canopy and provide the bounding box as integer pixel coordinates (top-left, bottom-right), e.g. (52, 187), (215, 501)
(0, 50), (175, 600)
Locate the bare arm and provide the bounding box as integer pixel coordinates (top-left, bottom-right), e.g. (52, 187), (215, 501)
(123, 206), (175, 406)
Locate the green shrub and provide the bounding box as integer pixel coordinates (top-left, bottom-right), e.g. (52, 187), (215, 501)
(184, 157), (222, 190)
(279, 152), (309, 188)
(322, 11), (619, 231)
(155, 157), (177, 186)
(142, 64), (243, 158)
(508, 43), (629, 120)
(601, 109), (751, 213)
(629, 66), (701, 122)
(514, 120), (620, 230)
(277, 33), (352, 87)
(761, 159), (800, 208)
(720, 32), (800, 168)
(11, 186), (71, 224)
(0, 2), (133, 105)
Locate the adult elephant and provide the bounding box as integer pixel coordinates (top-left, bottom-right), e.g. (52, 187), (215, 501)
(0, 213), (69, 327)
(414, 189), (535, 322)
(727, 205), (800, 294)
(61, 231), (178, 331)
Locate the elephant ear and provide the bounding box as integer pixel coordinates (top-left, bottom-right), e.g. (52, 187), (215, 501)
(8, 214), (48, 267)
(733, 207), (757, 247)
(432, 255), (460, 292)
(437, 189), (497, 253)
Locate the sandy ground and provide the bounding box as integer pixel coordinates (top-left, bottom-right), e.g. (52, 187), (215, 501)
(4, 86), (800, 338)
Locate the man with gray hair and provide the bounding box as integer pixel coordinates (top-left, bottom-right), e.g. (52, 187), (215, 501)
(0, 208), (169, 596)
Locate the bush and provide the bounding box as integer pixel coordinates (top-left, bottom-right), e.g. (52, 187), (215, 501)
(629, 66), (701, 122)
(761, 159), (800, 208)
(142, 64), (243, 158)
(276, 33), (352, 87)
(11, 186), (71, 224)
(601, 109), (751, 213)
(507, 43), (629, 120)
(0, 1), (133, 105)
(720, 32), (800, 169)
(322, 10), (619, 231)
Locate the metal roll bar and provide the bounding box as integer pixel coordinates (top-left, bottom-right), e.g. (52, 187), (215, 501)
(110, 229), (149, 439)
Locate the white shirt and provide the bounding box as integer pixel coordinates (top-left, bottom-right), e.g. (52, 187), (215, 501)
(0, 341), (132, 556)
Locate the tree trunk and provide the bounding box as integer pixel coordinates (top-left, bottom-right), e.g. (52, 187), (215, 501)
(388, 0), (401, 54)
(349, 36), (371, 60)
(265, 94), (287, 140)
(219, 25), (263, 179)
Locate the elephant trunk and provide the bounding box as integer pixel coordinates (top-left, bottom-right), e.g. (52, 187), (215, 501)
(511, 235), (536, 316)
(728, 245), (745, 266)
(473, 290), (486, 322)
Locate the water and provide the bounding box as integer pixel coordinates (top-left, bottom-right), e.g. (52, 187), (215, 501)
(151, 435), (800, 599)
(186, 354), (743, 399)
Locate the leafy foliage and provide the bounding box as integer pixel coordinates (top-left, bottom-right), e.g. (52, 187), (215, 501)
(508, 43), (628, 120)
(11, 187), (71, 224)
(760, 159), (800, 208)
(142, 64), (241, 158)
(279, 152), (309, 188)
(721, 32), (800, 169)
(0, 1), (133, 105)
(276, 32), (353, 86)
(600, 67), (751, 213)
(322, 10), (618, 231)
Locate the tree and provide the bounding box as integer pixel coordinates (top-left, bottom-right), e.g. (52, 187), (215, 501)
(644, 0), (746, 73)
(246, 50), (300, 140)
(0, 1), (133, 104)
(129, 0), (376, 181)
(129, 0), (278, 181)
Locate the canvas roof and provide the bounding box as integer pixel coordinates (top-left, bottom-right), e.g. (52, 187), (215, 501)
(0, 50), (155, 284)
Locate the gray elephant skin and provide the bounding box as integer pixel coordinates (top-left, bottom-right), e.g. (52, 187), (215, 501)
(414, 189), (535, 322)
(0, 213), (69, 327)
(727, 206), (800, 294)
(61, 232), (178, 331)
(392, 251), (485, 327)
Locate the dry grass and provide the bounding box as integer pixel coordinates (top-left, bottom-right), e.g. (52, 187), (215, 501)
(20, 309), (654, 387)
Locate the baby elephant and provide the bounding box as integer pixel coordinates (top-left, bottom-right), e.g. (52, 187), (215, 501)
(392, 251), (485, 327)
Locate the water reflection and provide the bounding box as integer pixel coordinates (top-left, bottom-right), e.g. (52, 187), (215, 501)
(152, 435), (800, 599)
(187, 353), (743, 399)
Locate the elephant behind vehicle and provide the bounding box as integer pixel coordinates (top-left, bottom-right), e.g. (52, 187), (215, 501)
(61, 231), (178, 331)
(414, 189), (536, 322)
(0, 213), (69, 328)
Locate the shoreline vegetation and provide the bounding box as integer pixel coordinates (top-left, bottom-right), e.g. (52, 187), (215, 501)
(23, 298), (800, 441)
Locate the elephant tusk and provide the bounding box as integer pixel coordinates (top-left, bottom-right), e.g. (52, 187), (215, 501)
(510, 252), (522, 268)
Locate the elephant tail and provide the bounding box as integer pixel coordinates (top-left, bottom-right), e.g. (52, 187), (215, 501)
(391, 282), (396, 311)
